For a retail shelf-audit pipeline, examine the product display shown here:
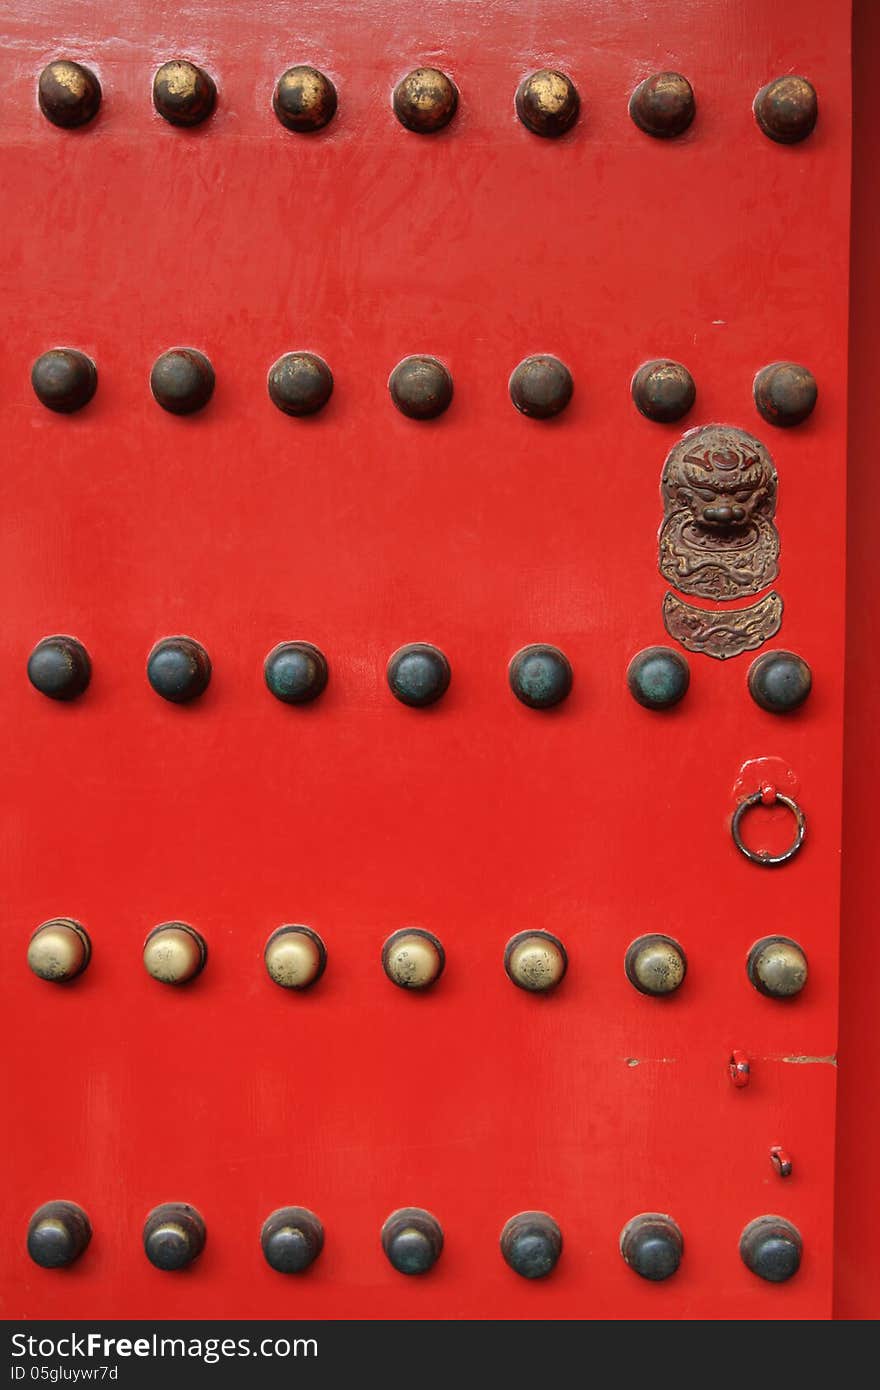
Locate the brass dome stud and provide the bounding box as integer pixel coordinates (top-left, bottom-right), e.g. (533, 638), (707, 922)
(626, 647), (690, 710)
(27, 918), (91, 983)
(143, 923), (207, 985)
(515, 70), (580, 137)
(143, 1203), (206, 1270)
(392, 68), (458, 134)
(504, 931), (568, 993)
(27, 1201), (92, 1268)
(261, 1207), (325, 1273)
(273, 67), (337, 132)
(625, 935), (687, 996)
(150, 349), (215, 415)
(747, 936), (808, 999)
(382, 928), (445, 990)
(153, 61), (216, 127)
(267, 352), (333, 416)
(754, 76), (817, 144)
(264, 926), (327, 990)
(753, 362), (817, 428)
(509, 355), (573, 418)
(500, 1212), (562, 1279)
(31, 349), (97, 413)
(631, 360), (695, 423)
(388, 356), (453, 419)
(381, 1208), (443, 1274)
(629, 73), (695, 138)
(620, 1213), (683, 1280)
(38, 61), (101, 128)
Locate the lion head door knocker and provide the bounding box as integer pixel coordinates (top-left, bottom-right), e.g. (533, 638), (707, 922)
(659, 424), (783, 659)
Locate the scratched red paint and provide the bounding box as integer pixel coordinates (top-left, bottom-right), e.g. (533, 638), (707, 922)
(0, 0), (850, 1319)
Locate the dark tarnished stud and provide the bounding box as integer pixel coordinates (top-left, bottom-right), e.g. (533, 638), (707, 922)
(389, 356), (453, 419)
(392, 68), (458, 134)
(381, 1208), (443, 1275)
(747, 936), (808, 999)
(153, 61), (216, 127)
(27, 635), (92, 700)
(747, 650), (812, 713)
(754, 76), (817, 144)
(754, 362), (817, 428)
(27, 918), (91, 983)
(631, 360), (695, 423)
(264, 926), (327, 990)
(150, 349), (215, 415)
(143, 1203), (206, 1271)
(261, 1207), (324, 1273)
(509, 355), (573, 419)
(143, 923), (207, 985)
(740, 1216), (802, 1282)
(629, 72), (695, 138)
(273, 66), (337, 132)
(264, 641), (328, 704)
(504, 931), (567, 993)
(147, 636), (212, 703)
(515, 69), (580, 138)
(508, 644), (572, 709)
(620, 1213), (683, 1280)
(627, 646), (690, 710)
(382, 928), (445, 990)
(267, 353), (333, 416)
(38, 61), (101, 129)
(625, 935), (687, 996)
(31, 349), (97, 414)
(500, 1212), (562, 1279)
(27, 1201), (92, 1269)
(386, 643), (450, 706)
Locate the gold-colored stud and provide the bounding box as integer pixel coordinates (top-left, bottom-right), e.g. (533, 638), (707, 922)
(747, 936), (808, 998)
(382, 928), (445, 989)
(153, 60), (216, 127)
(625, 935), (687, 996)
(515, 70), (579, 137)
(38, 60), (101, 128)
(264, 926), (327, 990)
(393, 68), (458, 133)
(273, 66), (337, 132)
(27, 918), (91, 983)
(504, 931), (567, 992)
(143, 922), (207, 985)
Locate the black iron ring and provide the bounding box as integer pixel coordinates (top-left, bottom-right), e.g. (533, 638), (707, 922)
(731, 789), (806, 867)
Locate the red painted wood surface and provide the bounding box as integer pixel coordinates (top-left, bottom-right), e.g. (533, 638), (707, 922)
(834, 0), (880, 1323)
(0, 1), (851, 1319)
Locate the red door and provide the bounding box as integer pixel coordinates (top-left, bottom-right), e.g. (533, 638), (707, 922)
(0, 0), (853, 1319)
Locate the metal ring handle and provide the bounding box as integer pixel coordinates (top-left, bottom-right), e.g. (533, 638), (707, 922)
(731, 789), (806, 866)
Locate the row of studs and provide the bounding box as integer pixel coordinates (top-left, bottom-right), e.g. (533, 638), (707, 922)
(36, 60), (818, 147)
(26, 920), (810, 1000)
(28, 347), (819, 427)
(26, 636), (814, 715)
(24, 1202), (804, 1283)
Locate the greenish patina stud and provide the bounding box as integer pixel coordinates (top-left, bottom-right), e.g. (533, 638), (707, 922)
(264, 642), (328, 704)
(27, 635), (92, 700)
(627, 646), (690, 710)
(747, 650), (812, 713)
(381, 1208), (443, 1274)
(500, 1212), (562, 1279)
(508, 644), (572, 709)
